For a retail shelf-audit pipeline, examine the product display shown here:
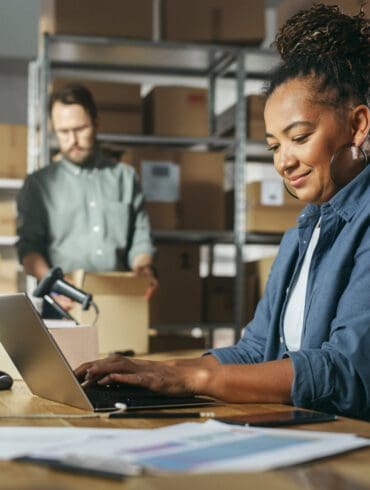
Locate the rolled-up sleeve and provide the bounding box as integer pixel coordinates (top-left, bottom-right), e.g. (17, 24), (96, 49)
(287, 233), (370, 418)
(127, 173), (154, 268)
(16, 175), (49, 264)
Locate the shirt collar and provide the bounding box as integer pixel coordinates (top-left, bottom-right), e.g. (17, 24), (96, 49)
(298, 164), (370, 226)
(59, 149), (110, 176)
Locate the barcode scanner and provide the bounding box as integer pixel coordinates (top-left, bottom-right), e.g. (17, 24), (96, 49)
(0, 371), (13, 390)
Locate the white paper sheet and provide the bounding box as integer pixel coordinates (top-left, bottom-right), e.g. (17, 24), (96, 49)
(0, 421), (368, 475)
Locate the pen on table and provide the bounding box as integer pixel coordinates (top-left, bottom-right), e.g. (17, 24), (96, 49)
(109, 411), (216, 419)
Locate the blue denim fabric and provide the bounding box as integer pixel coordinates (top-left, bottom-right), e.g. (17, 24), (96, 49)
(209, 164), (370, 419)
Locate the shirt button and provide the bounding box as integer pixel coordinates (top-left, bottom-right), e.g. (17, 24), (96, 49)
(280, 336), (284, 344)
(93, 226), (100, 232)
(96, 249), (103, 255)
(74, 169), (80, 176)
(303, 240), (307, 244)
(90, 201), (96, 207)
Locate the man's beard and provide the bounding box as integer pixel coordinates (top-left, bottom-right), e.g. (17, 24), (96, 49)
(62, 145), (95, 166)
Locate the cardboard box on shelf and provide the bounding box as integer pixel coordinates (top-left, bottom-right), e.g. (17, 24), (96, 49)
(0, 258), (19, 293)
(150, 244), (202, 325)
(73, 272), (150, 356)
(47, 321), (99, 370)
(144, 86), (209, 138)
(123, 148), (226, 230)
(179, 151), (226, 230)
(162, 0), (265, 44)
(246, 181), (305, 233)
(0, 201), (16, 236)
(217, 94), (267, 142)
(203, 262), (259, 324)
(52, 79), (142, 134)
(40, 0), (153, 39)
(123, 147), (182, 229)
(149, 333), (206, 353)
(257, 256), (276, 297)
(276, 0), (312, 28)
(0, 124), (27, 179)
(146, 202), (179, 229)
(227, 180), (305, 233)
(276, 0), (367, 30)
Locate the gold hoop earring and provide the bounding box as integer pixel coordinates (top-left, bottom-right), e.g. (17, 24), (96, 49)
(283, 180), (299, 199)
(330, 143), (368, 189)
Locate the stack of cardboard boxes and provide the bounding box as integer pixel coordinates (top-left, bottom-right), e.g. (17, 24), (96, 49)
(40, 0), (265, 45)
(217, 94), (267, 142)
(124, 148), (226, 230)
(40, 0), (153, 39)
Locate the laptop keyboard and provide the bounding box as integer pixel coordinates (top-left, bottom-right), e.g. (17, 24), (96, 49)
(84, 383), (214, 410)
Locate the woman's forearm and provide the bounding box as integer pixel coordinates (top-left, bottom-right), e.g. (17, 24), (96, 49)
(196, 358), (294, 404)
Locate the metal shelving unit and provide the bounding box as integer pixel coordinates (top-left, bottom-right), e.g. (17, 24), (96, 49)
(29, 31), (280, 343)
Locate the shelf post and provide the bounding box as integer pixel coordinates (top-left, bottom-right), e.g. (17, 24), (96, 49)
(234, 50), (247, 340)
(40, 33), (50, 169)
(27, 60), (41, 174)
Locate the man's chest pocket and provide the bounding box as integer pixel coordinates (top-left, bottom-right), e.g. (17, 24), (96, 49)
(103, 202), (131, 245)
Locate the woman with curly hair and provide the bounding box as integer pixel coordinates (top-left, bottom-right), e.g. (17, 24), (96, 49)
(76, 4), (370, 420)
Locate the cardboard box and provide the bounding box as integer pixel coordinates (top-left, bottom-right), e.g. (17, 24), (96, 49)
(146, 202), (179, 229)
(47, 321), (99, 370)
(0, 201), (16, 236)
(276, 0), (368, 29)
(257, 256), (275, 297)
(123, 147), (182, 229)
(0, 258), (19, 293)
(162, 0), (265, 44)
(0, 124), (27, 179)
(124, 148), (226, 230)
(246, 181), (305, 233)
(276, 0), (312, 28)
(179, 151), (226, 230)
(150, 244), (202, 325)
(75, 272), (150, 355)
(40, 0), (153, 39)
(203, 262), (259, 324)
(52, 79), (142, 134)
(149, 333), (206, 353)
(144, 86), (209, 138)
(217, 95), (267, 142)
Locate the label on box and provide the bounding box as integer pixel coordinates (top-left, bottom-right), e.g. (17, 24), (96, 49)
(261, 180), (284, 206)
(141, 161), (180, 202)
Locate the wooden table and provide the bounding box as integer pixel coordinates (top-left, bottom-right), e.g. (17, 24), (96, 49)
(1, 381), (370, 490)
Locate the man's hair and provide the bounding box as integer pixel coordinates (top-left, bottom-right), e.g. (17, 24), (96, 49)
(266, 3), (370, 107)
(48, 83), (98, 122)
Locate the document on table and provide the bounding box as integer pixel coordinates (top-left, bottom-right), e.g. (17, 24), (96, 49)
(0, 421), (369, 475)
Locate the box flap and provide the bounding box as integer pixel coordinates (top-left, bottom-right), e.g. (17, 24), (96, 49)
(83, 272), (150, 296)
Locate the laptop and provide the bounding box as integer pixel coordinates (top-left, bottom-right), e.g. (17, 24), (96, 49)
(0, 294), (216, 411)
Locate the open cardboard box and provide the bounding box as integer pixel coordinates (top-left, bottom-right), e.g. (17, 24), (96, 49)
(0, 320), (99, 380)
(72, 271), (151, 356)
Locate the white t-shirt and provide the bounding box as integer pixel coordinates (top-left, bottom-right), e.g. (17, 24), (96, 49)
(283, 220), (321, 351)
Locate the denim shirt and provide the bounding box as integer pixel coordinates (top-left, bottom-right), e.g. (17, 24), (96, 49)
(16, 153), (153, 273)
(210, 164), (370, 419)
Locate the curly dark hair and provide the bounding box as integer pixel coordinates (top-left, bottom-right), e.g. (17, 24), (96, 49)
(266, 3), (370, 107)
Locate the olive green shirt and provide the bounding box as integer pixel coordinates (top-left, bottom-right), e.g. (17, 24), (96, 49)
(16, 153), (153, 273)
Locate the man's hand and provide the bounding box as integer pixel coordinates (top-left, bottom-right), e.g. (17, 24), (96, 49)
(132, 257), (158, 300)
(75, 353), (218, 397)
